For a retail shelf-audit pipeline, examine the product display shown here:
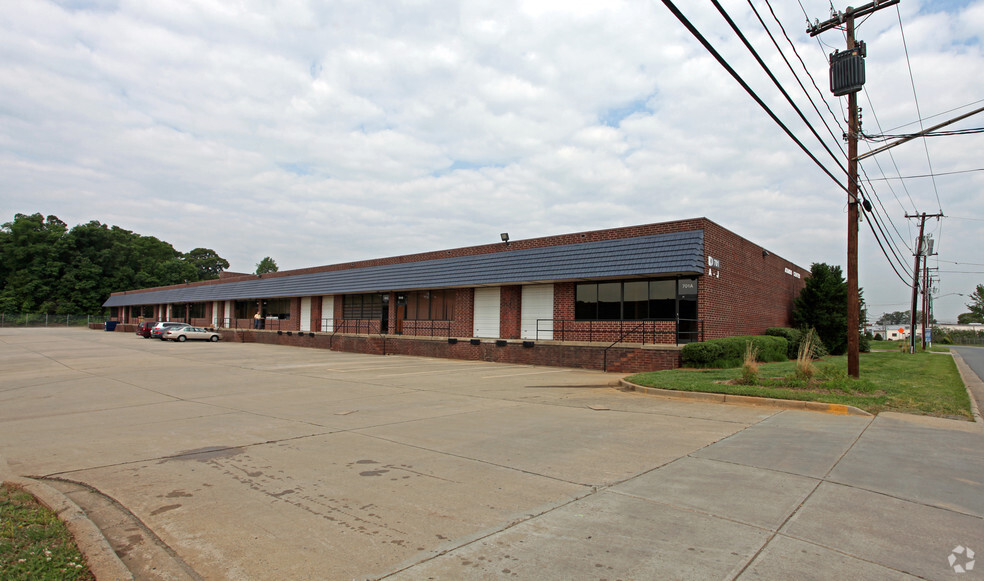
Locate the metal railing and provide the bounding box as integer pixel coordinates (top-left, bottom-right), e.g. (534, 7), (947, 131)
(537, 318), (703, 345)
(398, 320), (452, 337)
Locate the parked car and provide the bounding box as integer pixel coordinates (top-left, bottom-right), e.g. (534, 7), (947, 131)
(163, 326), (221, 342)
(136, 321), (158, 338)
(150, 321), (189, 340)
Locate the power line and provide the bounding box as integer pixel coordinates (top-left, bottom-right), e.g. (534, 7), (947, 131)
(883, 98), (984, 133)
(659, 1), (848, 193)
(897, 4), (944, 214)
(863, 128), (984, 140)
(755, 0), (846, 157)
(864, 168), (984, 181)
(711, 0), (847, 174)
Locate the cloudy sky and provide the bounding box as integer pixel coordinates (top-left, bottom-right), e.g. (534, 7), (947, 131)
(2, 0), (982, 321)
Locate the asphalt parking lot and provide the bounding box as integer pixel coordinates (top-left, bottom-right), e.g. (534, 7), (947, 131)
(1, 328), (983, 580)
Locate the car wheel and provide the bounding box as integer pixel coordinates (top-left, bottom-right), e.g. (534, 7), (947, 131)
(209, 335), (219, 342)
(177, 335), (187, 342)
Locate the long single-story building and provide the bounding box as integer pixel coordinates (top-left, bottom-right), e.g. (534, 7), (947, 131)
(102, 218), (808, 372)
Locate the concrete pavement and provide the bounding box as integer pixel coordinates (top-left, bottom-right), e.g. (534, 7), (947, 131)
(1, 328), (982, 580)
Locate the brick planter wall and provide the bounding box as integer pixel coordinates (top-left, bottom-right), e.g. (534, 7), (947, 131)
(214, 330), (681, 373)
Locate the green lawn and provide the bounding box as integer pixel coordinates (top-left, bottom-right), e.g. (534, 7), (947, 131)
(625, 349), (972, 419)
(0, 483), (94, 581)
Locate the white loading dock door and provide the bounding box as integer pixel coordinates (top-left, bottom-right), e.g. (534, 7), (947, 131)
(521, 284), (553, 340)
(473, 287), (501, 338)
(300, 297), (312, 332)
(212, 301), (221, 326)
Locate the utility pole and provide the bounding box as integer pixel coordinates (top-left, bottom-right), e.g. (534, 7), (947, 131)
(808, 0), (899, 377)
(905, 213), (942, 353)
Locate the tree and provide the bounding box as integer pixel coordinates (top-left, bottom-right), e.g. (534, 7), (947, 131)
(957, 312), (983, 324)
(967, 284), (984, 322)
(793, 263), (849, 355)
(185, 248), (229, 280)
(0, 212), (229, 314)
(255, 256), (279, 274)
(876, 310), (935, 326)
(0, 213), (70, 313)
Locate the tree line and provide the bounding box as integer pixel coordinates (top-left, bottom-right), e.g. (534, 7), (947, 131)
(0, 213), (230, 315)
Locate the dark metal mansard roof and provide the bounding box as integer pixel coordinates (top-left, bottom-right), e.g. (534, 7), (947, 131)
(103, 229), (704, 307)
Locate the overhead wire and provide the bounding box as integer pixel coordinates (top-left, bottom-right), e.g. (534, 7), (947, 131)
(752, 0), (846, 157)
(864, 168), (984, 180)
(896, 4), (944, 216)
(663, 1), (920, 286)
(788, 1), (917, 267)
(710, 0), (848, 176)
(659, 0), (849, 193)
(743, 1), (913, 283)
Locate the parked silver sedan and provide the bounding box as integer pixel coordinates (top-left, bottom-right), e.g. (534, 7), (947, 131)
(162, 326), (220, 342)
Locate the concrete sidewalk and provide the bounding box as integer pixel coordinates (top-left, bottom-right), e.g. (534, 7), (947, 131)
(1, 328), (982, 580)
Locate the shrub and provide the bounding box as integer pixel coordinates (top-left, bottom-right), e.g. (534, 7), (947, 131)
(766, 327), (802, 359)
(874, 333), (883, 341)
(738, 341), (760, 385)
(796, 329), (818, 380)
(681, 335), (788, 368)
(680, 342), (724, 367)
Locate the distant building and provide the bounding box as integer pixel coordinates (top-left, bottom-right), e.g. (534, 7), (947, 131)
(103, 218), (808, 372)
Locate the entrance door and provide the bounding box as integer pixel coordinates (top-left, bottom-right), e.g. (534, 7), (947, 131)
(379, 293), (389, 334)
(300, 297), (312, 332)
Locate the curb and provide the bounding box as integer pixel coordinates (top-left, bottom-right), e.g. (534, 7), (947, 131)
(0, 454), (133, 581)
(950, 350), (984, 425)
(618, 379), (872, 416)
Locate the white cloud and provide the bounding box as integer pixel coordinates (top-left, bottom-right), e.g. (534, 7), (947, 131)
(1, 0), (982, 320)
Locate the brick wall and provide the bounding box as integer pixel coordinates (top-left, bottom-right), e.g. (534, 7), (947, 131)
(700, 221), (806, 339)
(218, 330), (681, 373)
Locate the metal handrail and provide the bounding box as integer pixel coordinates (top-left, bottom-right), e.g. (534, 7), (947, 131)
(602, 321), (648, 372)
(330, 320), (385, 353)
(399, 319), (452, 337)
(537, 318), (702, 345)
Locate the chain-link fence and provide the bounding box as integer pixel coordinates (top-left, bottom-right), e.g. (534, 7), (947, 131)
(0, 313), (97, 328)
(933, 327), (984, 346)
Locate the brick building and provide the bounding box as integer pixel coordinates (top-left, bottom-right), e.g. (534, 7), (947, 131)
(102, 218), (807, 372)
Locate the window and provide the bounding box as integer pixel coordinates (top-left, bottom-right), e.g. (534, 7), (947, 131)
(234, 301), (255, 319)
(575, 284), (598, 319)
(623, 281), (649, 319)
(189, 302), (206, 318)
(405, 290), (455, 320)
(574, 278), (698, 320)
(343, 294), (385, 319)
(136, 305), (153, 318)
(648, 280), (675, 319)
(264, 298), (291, 319)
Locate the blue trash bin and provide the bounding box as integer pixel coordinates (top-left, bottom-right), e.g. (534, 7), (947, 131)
(104, 321), (119, 331)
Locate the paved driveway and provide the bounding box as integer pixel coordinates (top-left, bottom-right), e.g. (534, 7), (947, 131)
(1, 328), (982, 580)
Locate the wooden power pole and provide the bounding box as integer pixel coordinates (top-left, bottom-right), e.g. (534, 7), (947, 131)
(809, 0), (899, 377)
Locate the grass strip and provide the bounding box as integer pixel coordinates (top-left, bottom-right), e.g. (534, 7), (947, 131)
(0, 483), (95, 580)
(625, 350), (972, 419)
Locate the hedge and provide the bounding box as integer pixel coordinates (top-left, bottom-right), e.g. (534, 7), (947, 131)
(766, 327), (802, 359)
(681, 335), (788, 368)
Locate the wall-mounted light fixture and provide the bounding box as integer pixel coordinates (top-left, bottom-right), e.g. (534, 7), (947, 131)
(762, 249), (771, 258)
(500, 233), (509, 245)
